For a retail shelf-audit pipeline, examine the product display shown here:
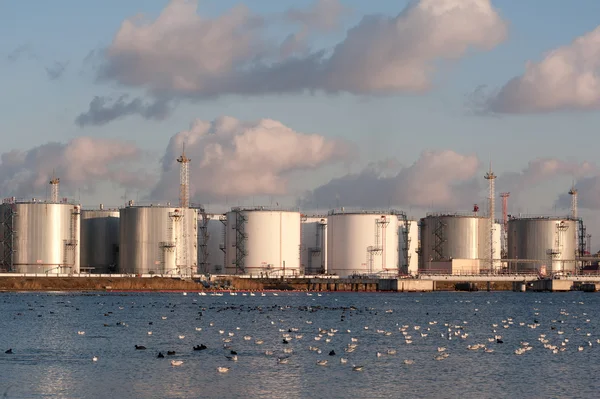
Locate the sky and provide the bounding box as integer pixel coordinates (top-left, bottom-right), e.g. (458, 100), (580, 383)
(2, 0), (600, 247)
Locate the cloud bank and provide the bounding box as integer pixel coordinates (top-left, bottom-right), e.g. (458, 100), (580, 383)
(300, 154), (597, 212)
(80, 0), (507, 125)
(0, 137), (151, 198)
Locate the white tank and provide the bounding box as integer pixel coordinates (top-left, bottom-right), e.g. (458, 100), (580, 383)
(198, 213), (226, 274)
(301, 216), (327, 275)
(508, 217), (577, 273)
(0, 200), (81, 274)
(398, 220), (418, 275)
(327, 210), (399, 277)
(224, 208), (301, 276)
(119, 205), (198, 276)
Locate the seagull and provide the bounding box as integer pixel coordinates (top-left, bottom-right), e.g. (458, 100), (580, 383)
(226, 355), (238, 361)
(352, 365), (364, 371)
(92, 356), (98, 362)
(316, 360), (328, 366)
(77, 331), (85, 335)
(171, 360), (184, 366)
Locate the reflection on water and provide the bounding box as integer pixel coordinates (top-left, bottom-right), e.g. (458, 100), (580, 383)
(0, 292), (600, 398)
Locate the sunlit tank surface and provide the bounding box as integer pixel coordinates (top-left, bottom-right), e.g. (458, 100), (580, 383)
(80, 208), (119, 273)
(197, 213), (226, 274)
(224, 208), (301, 276)
(301, 216), (327, 275)
(119, 205), (198, 276)
(398, 220), (418, 275)
(0, 200), (80, 274)
(508, 217), (577, 273)
(327, 210), (399, 278)
(419, 214), (490, 272)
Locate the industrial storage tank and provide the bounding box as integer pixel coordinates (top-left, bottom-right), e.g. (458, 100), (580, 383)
(327, 210), (400, 277)
(224, 207), (301, 276)
(493, 222), (502, 269)
(80, 205), (120, 273)
(507, 217), (577, 274)
(119, 204), (198, 276)
(419, 213), (490, 272)
(301, 216), (327, 275)
(198, 213), (226, 274)
(398, 219), (418, 275)
(0, 198), (81, 274)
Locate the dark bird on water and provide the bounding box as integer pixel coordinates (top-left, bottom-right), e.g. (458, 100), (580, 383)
(329, 350), (336, 356)
(157, 352), (164, 358)
(167, 351), (176, 356)
(135, 345), (146, 350)
(5, 349), (12, 354)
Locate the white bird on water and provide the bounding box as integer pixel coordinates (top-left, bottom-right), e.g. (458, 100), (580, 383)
(92, 356), (98, 362)
(217, 367), (230, 373)
(171, 360), (184, 366)
(77, 331), (85, 335)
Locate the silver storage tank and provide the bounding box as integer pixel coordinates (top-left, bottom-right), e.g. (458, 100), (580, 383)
(0, 200), (81, 274)
(507, 217), (577, 273)
(301, 216), (327, 275)
(119, 205), (198, 276)
(197, 213), (226, 274)
(419, 213), (490, 272)
(80, 206), (120, 273)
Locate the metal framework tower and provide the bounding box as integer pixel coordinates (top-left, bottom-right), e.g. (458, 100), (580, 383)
(232, 208), (248, 274)
(569, 186), (578, 219)
(49, 177), (60, 203)
(484, 164), (497, 272)
(500, 193), (510, 258)
(399, 211), (410, 274)
(177, 146), (191, 274)
(198, 206), (210, 274)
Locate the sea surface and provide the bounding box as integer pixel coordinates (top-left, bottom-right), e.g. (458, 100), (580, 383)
(0, 291), (599, 399)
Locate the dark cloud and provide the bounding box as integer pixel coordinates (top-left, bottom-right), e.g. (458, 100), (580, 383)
(75, 95), (174, 127)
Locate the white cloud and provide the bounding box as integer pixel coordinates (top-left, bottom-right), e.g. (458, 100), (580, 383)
(90, 0), (506, 123)
(150, 116), (351, 202)
(484, 25), (600, 113)
(0, 138), (152, 198)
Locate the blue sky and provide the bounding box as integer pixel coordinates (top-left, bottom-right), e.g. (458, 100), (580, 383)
(2, 0), (600, 244)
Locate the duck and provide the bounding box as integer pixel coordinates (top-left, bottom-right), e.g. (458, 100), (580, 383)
(135, 345), (146, 350)
(167, 351), (176, 356)
(157, 352), (165, 358)
(5, 349), (12, 354)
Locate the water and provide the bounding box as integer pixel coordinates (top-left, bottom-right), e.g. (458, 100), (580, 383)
(0, 291), (599, 399)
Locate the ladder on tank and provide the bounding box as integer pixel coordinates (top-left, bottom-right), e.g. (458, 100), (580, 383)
(63, 206), (79, 273)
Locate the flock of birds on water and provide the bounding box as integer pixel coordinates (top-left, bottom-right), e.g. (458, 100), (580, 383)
(2, 291), (599, 376)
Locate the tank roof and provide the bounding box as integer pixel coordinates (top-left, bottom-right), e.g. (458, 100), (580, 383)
(229, 206), (300, 213)
(328, 208), (404, 216)
(425, 212), (488, 219)
(508, 216), (578, 222)
(2, 198), (79, 206)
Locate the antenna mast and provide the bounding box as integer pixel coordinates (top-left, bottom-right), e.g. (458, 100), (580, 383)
(484, 163), (497, 272)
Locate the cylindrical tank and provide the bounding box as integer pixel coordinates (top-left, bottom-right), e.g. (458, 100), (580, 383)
(80, 207), (120, 273)
(198, 213), (226, 274)
(327, 210), (399, 277)
(301, 216), (327, 275)
(0, 200), (81, 274)
(119, 205), (198, 275)
(493, 222), (502, 270)
(398, 220), (418, 275)
(419, 214), (489, 272)
(224, 208), (301, 276)
(507, 217), (577, 273)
